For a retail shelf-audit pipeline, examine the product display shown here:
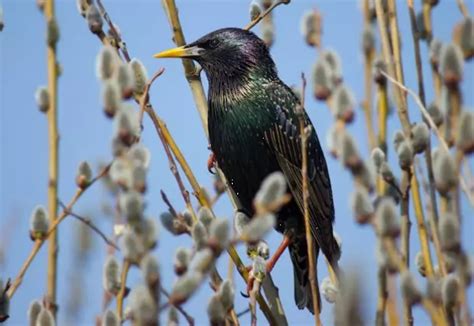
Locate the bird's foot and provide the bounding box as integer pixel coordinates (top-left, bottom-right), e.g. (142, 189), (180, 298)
(207, 152), (216, 174)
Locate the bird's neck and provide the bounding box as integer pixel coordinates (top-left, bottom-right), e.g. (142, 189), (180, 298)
(207, 66), (276, 110)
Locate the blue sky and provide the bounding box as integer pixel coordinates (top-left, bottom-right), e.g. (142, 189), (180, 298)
(1, 0), (473, 325)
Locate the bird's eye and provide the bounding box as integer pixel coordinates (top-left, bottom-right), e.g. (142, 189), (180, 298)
(208, 39), (220, 49)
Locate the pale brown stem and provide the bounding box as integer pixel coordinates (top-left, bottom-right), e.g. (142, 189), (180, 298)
(44, 0), (60, 313)
(116, 260), (130, 320)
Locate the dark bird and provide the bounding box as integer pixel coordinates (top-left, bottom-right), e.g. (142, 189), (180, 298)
(155, 28), (340, 314)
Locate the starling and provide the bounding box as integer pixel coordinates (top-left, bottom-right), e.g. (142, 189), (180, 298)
(155, 28), (340, 313)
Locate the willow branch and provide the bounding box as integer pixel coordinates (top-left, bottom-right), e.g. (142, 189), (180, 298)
(43, 0), (60, 312)
(6, 164), (110, 299)
(160, 287), (195, 325)
(456, 0), (470, 17)
(381, 71), (474, 205)
(244, 0), (290, 31)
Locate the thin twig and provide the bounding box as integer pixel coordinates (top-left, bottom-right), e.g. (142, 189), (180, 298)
(58, 201), (119, 250)
(380, 71), (474, 206)
(244, 0), (290, 31)
(160, 287), (195, 325)
(139, 68), (165, 128)
(6, 164), (110, 299)
(456, 0), (470, 17)
(96, 0), (131, 61)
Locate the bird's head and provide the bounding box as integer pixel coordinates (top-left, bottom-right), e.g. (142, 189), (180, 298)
(154, 28), (276, 81)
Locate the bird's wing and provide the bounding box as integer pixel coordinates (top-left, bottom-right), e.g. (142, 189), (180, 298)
(262, 83), (339, 261)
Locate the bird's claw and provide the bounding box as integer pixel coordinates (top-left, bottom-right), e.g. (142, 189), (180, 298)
(207, 152), (216, 174)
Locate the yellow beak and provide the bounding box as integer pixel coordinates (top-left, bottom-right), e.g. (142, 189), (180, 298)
(153, 45), (202, 59)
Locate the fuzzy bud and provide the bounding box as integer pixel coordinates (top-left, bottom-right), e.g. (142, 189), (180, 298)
(411, 123), (430, 154)
(160, 212), (179, 235)
(261, 22), (274, 48)
(430, 39), (443, 68)
(415, 251), (426, 277)
(456, 110), (474, 154)
(174, 247), (191, 276)
(439, 43), (464, 88)
(128, 285), (157, 325)
(28, 300), (42, 326)
(170, 272), (203, 304)
(116, 63), (135, 99)
(326, 124), (340, 158)
(129, 59), (148, 97)
(218, 280), (235, 311)
(379, 162), (395, 184)
(340, 132), (362, 171)
(30, 206), (49, 240)
(207, 294), (226, 325)
(321, 49), (342, 85)
(426, 277), (442, 304)
(439, 213), (460, 252)
(76, 0), (91, 17)
(192, 222), (208, 250)
(75, 161), (92, 189)
(132, 164), (147, 193)
(333, 85), (355, 123)
(459, 17), (474, 59)
(312, 60), (333, 100)
(140, 254), (160, 287)
(103, 256), (121, 295)
(213, 174), (226, 194)
(109, 158), (131, 189)
(376, 241), (398, 273)
(401, 271), (422, 305)
(321, 276), (338, 303)
(119, 191), (143, 223)
(252, 256), (267, 282)
(397, 140), (413, 170)
(46, 18), (59, 48)
(393, 131), (406, 152)
(241, 214), (275, 243)
(189, 248), (215, 273)
(168, 307), (179, 326)
(254, 172), (287, 211)
(373, 56), (386, 85)
(427, 101), (443, 127)
(36, 308), (55, 326)
(442, 274), (459, 309)
(139, 218), (158, 249)
(113, 105), (140, 146)
(371, 147), (386, 172)
(249, 0), (262, 21)
(234, 211), (250, 237)
(35, 86), (50, 113)
(86, 4), (103, 34)
(102, 81), (120, 118)
(301, 10), (320, 47)
(359, 161), (375, 193)
(350, 186), (373, 224)
(375, 198), (400, 238)
(209, 218), (229, 251)
(102, 309), (119, 326)
(121, 230), (144, 263)
(361, 25), (375, 54)
(97, 46), (118, 81)
(433, 149), (457, 195)
(128, 143), (151, 168)
(256, 240), (270, 259)
(198, 207), (213, 230)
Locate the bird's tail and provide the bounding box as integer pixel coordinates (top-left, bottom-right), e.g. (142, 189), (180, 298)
(288, 233), (321, 315)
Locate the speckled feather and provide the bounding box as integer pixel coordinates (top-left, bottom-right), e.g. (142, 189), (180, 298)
(191, 28), (340, 313)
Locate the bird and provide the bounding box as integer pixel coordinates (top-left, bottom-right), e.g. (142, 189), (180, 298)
(154, 27), (340, 314)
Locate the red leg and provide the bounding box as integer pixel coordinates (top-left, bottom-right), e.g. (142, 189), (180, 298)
(207, 152), (216, 174)
(266, 235), (291, 273)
